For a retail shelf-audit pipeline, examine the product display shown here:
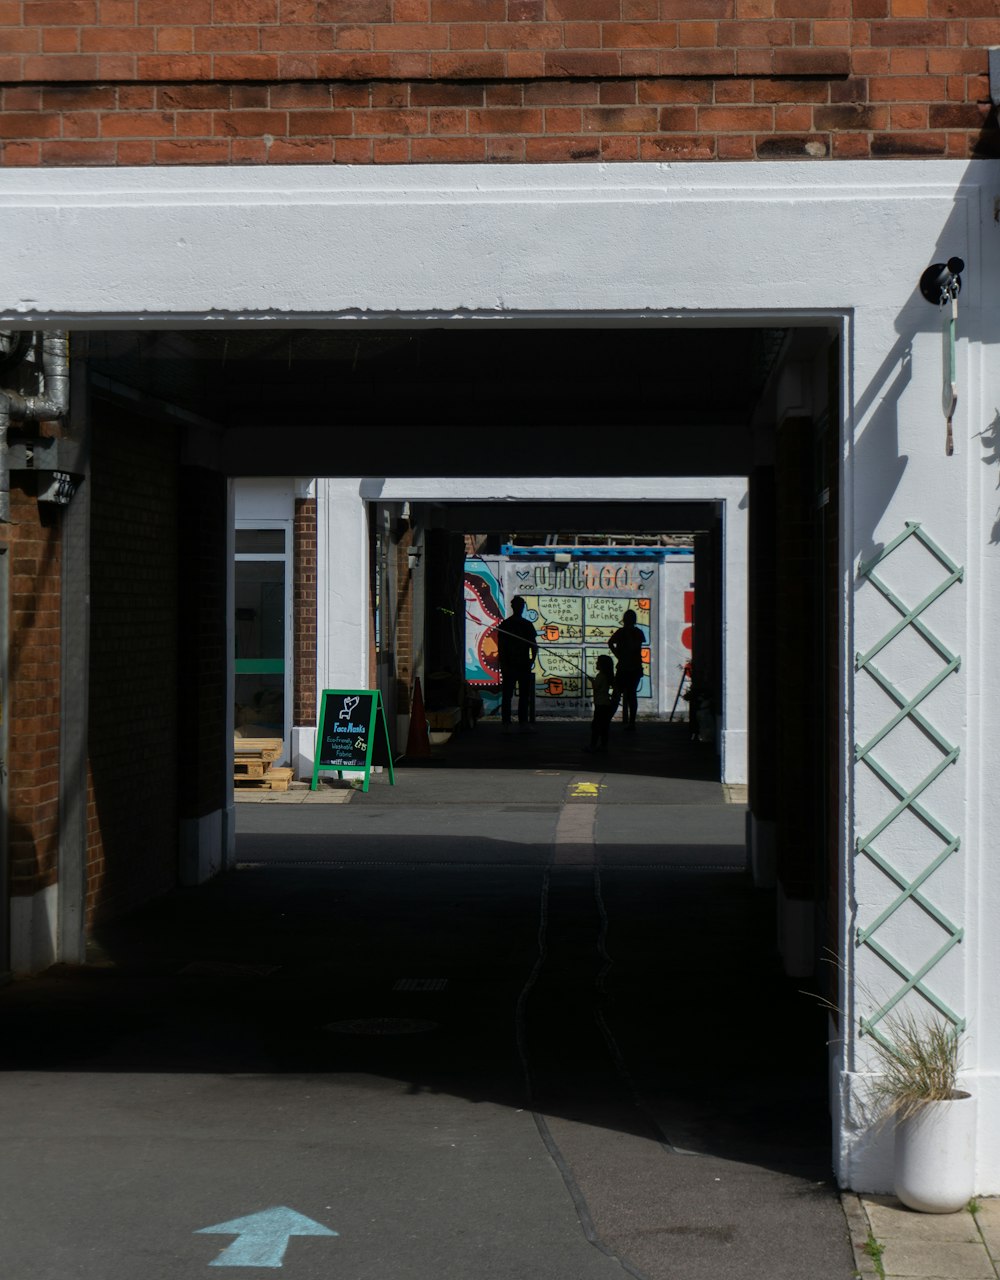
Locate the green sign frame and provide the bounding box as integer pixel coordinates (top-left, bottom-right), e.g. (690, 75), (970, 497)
(311, 688), (395, 793)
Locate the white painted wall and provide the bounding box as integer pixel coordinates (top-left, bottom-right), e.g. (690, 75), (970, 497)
(317, 477), (371, 692)
(661, 556), (695, 717)
(10, 884), (58, 974)
(3, 160), (1000, 1190)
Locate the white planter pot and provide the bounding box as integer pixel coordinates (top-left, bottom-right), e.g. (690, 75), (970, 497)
(894, 1092), (976, 1213)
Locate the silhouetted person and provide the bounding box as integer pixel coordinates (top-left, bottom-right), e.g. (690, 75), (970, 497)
(585, 652), (615, 752)
(497, 595), (538, 732)
(609, 607), (645, 730)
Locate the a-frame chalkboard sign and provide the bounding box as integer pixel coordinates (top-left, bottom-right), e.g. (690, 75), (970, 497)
(311, 689), (395, 793)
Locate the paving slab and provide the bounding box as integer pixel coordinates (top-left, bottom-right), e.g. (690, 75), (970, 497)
(878, 1241), (996, 1279)
(976, 1200), (1000, 1262)
(865, 1196), (982, 1242)
(852, 1196), (1000, 1280)
(843, 1194), (882, 1278)
(234, 781), (353, 803)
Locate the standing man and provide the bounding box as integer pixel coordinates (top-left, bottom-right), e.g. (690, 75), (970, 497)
(497, 595), (538, 732)
(609, 607), (645, 731)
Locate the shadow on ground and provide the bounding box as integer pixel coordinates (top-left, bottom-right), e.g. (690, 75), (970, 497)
(0, 722), (854, 1280)
(404, 716), (721, 780)
(0, 852), (830, 1181)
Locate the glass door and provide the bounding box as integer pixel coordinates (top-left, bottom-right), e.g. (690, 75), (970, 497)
(234, 525), (291, 756)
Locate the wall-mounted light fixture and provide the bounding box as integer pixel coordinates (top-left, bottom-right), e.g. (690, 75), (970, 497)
(407, 546), (421, 571)
(919, 256), (965, 456)
(919, 257), (964, 306)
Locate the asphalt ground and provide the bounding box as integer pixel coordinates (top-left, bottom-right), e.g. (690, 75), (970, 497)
(0, 719), (855, 1279)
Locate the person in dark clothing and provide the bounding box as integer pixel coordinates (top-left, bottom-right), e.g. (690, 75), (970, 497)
(496, 595), (538, 731)
(585, 652), (615, 752)
(608, 607), (645, 730)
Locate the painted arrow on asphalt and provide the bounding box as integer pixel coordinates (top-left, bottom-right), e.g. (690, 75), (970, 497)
(196, 1206), (338, 1268)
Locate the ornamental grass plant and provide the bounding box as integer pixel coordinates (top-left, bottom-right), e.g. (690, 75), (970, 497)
(809, 959), (966, 1127)
(864, 1009), (964, 1126)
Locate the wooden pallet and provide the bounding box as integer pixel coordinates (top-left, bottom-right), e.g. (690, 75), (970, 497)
(234, 766), (295, 793)
(234, 758), (268, 779)
(234, 738), (292, 790)
(234, 737), (283, 762)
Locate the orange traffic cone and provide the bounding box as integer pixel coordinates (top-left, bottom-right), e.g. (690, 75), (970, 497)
(405, 676), (431, 758)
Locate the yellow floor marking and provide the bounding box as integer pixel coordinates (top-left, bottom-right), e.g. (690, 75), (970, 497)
(555, 775), (604, 864)
(571, 781), (601, 798)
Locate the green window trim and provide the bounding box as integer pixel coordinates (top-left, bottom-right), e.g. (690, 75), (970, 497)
(235, 659), (285, 675)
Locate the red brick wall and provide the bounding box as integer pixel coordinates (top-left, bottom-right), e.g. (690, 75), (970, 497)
(1, 2), (996, 161)
(395, 527), (413, 712)
(5, 484), (62, 902)
(293, 496), (317, 726)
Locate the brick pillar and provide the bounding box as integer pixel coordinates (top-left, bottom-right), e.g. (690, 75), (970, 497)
(294, 497), (317, 727)
(395, 525), (414, 714)
(4, 481), (63, 971)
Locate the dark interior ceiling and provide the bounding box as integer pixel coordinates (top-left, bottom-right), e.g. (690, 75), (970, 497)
(82, 327), (787, 430)
(426, 500), (718, 535)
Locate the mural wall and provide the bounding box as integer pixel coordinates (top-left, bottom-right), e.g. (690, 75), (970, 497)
(464, 556), (504, 692)
(464, 551), (693, 718)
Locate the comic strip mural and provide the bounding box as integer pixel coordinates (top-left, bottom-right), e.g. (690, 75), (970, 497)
(508, 560), (655, 714)
(463, 545), (691, 716)
(465, 550), (693, 719)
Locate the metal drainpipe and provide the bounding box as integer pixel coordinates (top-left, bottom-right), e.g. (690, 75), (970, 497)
(7, 331), (70, 423)
(0, 331), (70, 523)
(0, 392), (10, 524)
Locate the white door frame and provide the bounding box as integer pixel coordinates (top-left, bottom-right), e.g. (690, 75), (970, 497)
(322, 474), (750, 785)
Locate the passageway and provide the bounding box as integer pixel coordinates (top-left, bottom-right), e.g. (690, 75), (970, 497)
(0, 318), (849, 1275)
(0, 721), (853, 1279)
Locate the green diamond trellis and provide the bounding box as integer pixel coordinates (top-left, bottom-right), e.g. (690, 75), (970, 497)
(854, 521), (964, 1048)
